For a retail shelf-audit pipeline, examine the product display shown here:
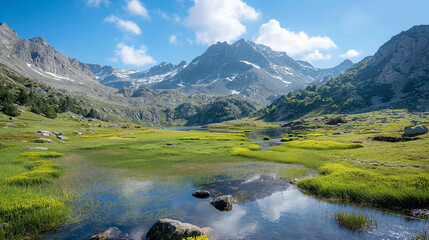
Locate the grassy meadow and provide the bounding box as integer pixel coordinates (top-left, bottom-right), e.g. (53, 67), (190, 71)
(0, 108), (428, 238)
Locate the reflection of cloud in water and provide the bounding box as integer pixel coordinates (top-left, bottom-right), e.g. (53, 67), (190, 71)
(210, 205), (258, 240)
(243, 175), (261, 184)
(256, 187), (308, 222)
(120, 179), (152, 196)
(128, 224), (148, 240)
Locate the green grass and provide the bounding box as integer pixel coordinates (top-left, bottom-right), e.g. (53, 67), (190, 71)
(411, 228), (429, 240)
(333, 211), (375, 231)
(275, 140), (363, 150)
(279, 166), (312, 179)
(0, 148), (70, 239)
(1, 108), (428, 238)
(182, 236), (209, 240)
(297, 163), (429, 208)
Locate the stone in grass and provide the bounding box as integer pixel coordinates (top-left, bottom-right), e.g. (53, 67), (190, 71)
(210, 195), (233, 211)
(404, 125), (428, 137)
(146, 219), (206, 240)
(90, 227), (121, 240)
(9, 117), (17, 120)
(192, 190), (211, 199)
(0, 223), (9, 229)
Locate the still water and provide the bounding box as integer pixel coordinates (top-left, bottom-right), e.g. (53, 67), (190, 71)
(41, 128), (428, 239)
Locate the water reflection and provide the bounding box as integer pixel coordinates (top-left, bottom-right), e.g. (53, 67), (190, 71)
(256, 188), (309, 222)
(42, 165), (428, 240)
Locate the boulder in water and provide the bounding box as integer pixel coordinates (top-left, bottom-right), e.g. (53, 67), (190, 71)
(90, 227), (121, 240)
(146, 218), (206, 240)
(210, 195), (233, 211)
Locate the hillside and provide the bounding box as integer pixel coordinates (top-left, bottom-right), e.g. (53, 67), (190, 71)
(263, 25), (429, 121)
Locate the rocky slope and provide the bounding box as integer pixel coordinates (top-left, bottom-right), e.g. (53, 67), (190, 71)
(263, 25), (429, 121)
(87, 61), (187, 89)
(153, 39), (352, 101)
(0, 22), (104, 96)
(0, 22), (259, 125)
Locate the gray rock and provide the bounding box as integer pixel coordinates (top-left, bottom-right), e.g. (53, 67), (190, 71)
(17, 109), (25, 113)
(4, 123), (16, 126)
(146, 219), (205, 240)
(57, 135), (67, 140)
(39, 138), (53, 143)
(369, 121), (375, 124)
(90, 227), (121, 240)
(192, 190), (211, 199)
(333, 132), (343, 135)
(108, 124), (116, 128)
(9, 117), (17, 120)
(76, 132), (82, 135)
(0, 115), (6, 118)
(41, 133), (51, 137)
(210, 195), (233, 211)
(59, 140), (65, 143)
(0, 222), (8, 229)
(404, 125), (428, 137)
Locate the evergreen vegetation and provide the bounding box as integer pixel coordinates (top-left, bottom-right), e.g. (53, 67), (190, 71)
(0, 64), (101, 120)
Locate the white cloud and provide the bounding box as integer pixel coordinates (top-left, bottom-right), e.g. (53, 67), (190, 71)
(169, 35), (178, 45)
(184, 0), (260, 45)
(255, 19), (337, 56)
(87, 0), (109, 7)
(303, 49), (332, 62)
(340, 49), (360, 58)
(126, 0), (150, 19)
(154, 10), (181, 23)
(104, 15), (142, 35)
(115, 42), (155, 66)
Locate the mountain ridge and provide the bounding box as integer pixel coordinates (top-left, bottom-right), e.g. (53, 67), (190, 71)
(263, 25), (429, 121)
(90, 39), (353, 101)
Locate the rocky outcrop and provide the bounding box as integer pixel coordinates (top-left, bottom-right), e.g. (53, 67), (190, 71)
(89, 227), (121, 240)
(192, 190), (211, 199)
(209, 195), (233, 211)
(146, 219), (205, 240)
(404, 125), (428, 137)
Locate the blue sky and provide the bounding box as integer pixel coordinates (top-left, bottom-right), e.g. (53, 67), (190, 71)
(1, 0), (429, 70)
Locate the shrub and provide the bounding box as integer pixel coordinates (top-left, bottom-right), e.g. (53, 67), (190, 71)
(263, 136), (270, 140)
(3, 102), (20, 117)
(33, 139), (47, 143)
(326, 116), (348, 125)
(297, 134), (305, 138)
(333, 212), (375, 231)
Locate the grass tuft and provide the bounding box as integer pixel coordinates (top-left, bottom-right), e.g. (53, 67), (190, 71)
(333, 211), (375, 231)
(411, 228), (429, 240)
(276, 140), (363, 150)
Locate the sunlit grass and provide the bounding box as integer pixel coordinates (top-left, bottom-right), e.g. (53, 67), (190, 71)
(298, 163), (429, 207)
(333, 211), (375, 231)
(279, 166), (312, 179)
(274, 140), (363, 150)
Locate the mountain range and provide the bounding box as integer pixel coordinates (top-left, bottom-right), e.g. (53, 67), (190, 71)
(90, 39), (353, 101)
(1, 21), (427, 125)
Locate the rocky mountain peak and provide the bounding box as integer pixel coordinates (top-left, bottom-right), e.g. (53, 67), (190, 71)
(29, 36), (49, 46)
(0, 21), (18, 37)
